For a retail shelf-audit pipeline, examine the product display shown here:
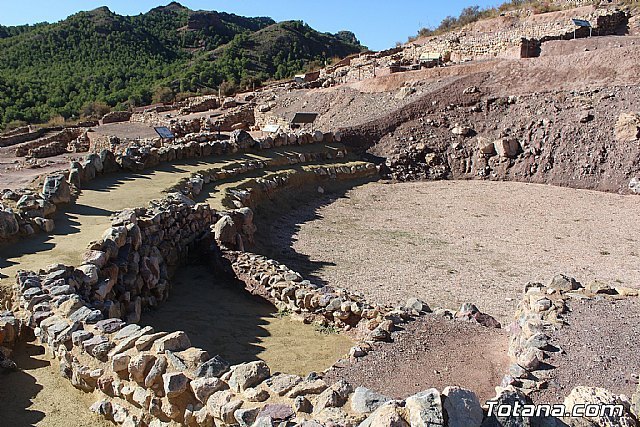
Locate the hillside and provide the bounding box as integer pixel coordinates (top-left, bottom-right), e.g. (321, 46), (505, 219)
(0, 2), (363, 130)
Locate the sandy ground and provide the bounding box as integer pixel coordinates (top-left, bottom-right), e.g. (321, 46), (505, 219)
(0, 144), (351, 426)
(0, 145), (343, 292)
(0, 342), (112, 427)
(140, 265), (353, 376)
(324, 315), (509, 402)
(258, 180), (640, 323)
(532, 297), (640, 404)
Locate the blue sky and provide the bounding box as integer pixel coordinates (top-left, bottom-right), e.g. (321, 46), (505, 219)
(0, 1), (502, 50)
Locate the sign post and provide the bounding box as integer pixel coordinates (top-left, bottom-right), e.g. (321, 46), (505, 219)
(572, 19), (592, 39)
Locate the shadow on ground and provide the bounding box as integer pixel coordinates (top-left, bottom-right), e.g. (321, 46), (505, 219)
(0, 342), (48, 425)
(251, 178), (375, 286)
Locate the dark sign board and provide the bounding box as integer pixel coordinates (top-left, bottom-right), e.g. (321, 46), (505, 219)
(291, 112), (319, 124)
(572, 19), (591, 28)
(154, 126), (175, 139)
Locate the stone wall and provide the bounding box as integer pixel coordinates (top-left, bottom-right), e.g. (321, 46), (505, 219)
(0, 127), (48, 148)
(15, 127), (86, 157)
(101, 111), (133, 125)
(406, 7), (627, 64)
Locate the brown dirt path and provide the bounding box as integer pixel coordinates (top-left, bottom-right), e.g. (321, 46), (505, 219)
(324, 315), (509, 403)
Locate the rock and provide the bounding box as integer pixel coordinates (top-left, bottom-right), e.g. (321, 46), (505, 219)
(111, 354), (130, 372)
(563, 387), (637, 427)
(361, 402), (409, 427)
(230, 130), (256, 149)
(42, 174), (71, 204)
(294, 396), (313, 413)
(95, 318), (125, 334)
(370, 327), (391, 342)
(228, 361), (270, 392)
(69, 306), (103, 324)
(151, 331), (191, 354)
(312, 130), (324, 143)
(405, 388), (444, 427)
(396, 86), (416, 99)
(405, 297), (431, 313)
(128, 353), (156, 383)
(547, 274), (580, 291)
(315, 389), (340, 412)
(443, 386), (483, 427)
(83, 250), (108, 268)
(629, 178), (640, 194)
(477, 137), (496, 155)
(195, 355), (231, 378)
(614, 112), (640, 142)
(77, 264), (99, 287)
(517, 348), (544, 371)
(33, 217), (55, 233)
(451, 125), (473, 137)
(235, 407), (260, 427)
(257, 404), (295, 423)
(163, 372), (189, 398)
(0, 209), (19, 239)
(268, 374), (302, 396)
(351, 387), (390, 415)
(483, 388), (532, 427)
(191, 377), (225, 404)
(244, 387), (270, 402)
(493, 138), (520, 158)
(214, 215), (236, 246)
(144, 355), (168, 387)
(287, 379), (327, 398)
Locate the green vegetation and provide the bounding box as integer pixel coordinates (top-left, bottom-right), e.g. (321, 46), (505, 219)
(0, 2), (363, 130)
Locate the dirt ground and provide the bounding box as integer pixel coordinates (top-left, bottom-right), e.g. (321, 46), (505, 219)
(140, 265), (353, 376)
(258, 180), (640, 323)
(0, 341), (112, 427)
(532, 297), (640, 404)
(324, 315), (509, 403)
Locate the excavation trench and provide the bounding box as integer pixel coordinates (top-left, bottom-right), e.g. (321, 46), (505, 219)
(0, 144), (360, 426)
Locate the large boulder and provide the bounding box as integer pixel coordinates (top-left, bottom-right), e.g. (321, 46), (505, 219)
(443, 386), (483, 427)
(351, 387), (390, 415)
(42, 174), (71, 204)
(214, 215), (236, 246)
(405, 389), (444, 427)
(614, 112), (640, 142)
(228, 361), (270, 392)
(230, 130), (256, 150)
(493, 138), (520, 158)
(0, 208), (19, 239)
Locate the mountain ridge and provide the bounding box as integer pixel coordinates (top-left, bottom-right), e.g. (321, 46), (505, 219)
(0, 3), (363, 130)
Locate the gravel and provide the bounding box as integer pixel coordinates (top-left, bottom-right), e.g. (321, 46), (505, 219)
(532, 297), (640, 404)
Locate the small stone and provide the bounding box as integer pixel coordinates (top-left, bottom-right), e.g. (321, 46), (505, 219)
(351, 386), (390, 415)
(163, 372), (189, 399)
(228, 361), (270, 392)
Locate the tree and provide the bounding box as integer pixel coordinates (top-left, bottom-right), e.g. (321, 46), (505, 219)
(152, 86), (175, 104)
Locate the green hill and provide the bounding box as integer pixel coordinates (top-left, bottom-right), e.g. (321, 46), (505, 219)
(0, 2), (363, 130)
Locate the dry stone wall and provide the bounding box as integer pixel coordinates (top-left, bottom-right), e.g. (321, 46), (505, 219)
(406, 7), (627, 63)
(14, 127), (86, 157)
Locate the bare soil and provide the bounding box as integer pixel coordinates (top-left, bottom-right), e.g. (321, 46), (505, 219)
(0, 342), (112, 427)
(140, 265), (353, 377)
(257, 180), (640, 323)
(324, 315), (509, 403)
(532, 297), (640, 404)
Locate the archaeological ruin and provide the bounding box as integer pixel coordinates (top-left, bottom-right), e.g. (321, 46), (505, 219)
(1, 1), (640, 426)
